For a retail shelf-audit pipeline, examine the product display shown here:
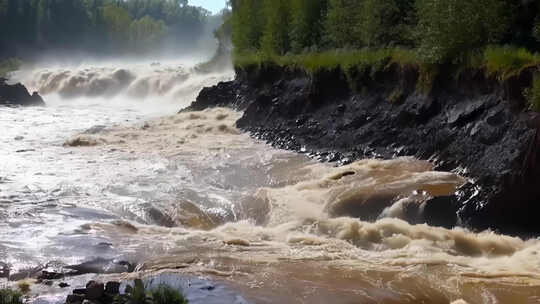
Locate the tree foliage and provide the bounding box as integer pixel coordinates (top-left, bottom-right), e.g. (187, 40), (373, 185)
(103, 4), (133, 42)
(324, 0), (363, 49)
(229, 0), (538, 64)
(289, 0), (327, 53)
(359, 0), (416, 47)
(129, 16), (168, 51)
(415, 0), (509, 63)
(230, 0), (265, 53)
(0, 0), (213, 57)
(261, 0), (291, 55)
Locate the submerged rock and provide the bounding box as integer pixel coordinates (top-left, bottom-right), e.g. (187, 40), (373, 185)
(0, 78), (45, 106)
(186, 65), (540, 236)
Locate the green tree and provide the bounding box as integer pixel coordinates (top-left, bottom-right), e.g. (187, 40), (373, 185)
(103, 4), (133, 42)
(359, 0), (416, 47)
(129, 15), (168, 51)
(289, 0), (328, 53)
(324, 0), (364, 48)
(261, 0), (291, 55)
(0, 0), (212, 58)
(415, 0), (509, 63)
(534, 7), (540, 43)
(230, 0), (265, 53)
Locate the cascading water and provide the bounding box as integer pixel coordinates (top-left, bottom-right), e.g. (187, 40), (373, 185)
(1, 61), (540, 304)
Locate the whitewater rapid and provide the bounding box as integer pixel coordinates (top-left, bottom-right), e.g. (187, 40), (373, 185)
(1, 62), (540, 303)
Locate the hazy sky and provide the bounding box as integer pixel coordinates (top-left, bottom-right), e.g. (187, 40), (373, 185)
(189, 0), (227, 14)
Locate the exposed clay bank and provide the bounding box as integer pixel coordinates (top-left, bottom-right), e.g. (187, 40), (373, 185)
(188, 64), (540, 236)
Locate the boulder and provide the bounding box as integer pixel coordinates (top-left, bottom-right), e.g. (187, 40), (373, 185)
(0, 78), (45, 106)
(85, 281), (104, 300)
(421, 195), (459, 229)
(105, 281), (121, 295)
(66, 294), (85, 304)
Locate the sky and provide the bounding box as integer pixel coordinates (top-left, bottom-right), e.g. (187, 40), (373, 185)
(189, 0), (227, 14)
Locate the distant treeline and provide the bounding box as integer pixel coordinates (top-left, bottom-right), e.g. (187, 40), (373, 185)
(0, 0), (219, 58)
(229, 0), (539, 63)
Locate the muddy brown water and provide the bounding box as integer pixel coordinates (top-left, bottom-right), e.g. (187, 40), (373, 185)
(1, 63), (539, 303)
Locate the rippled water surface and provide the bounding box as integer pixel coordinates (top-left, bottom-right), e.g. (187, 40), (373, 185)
(1, 62), (540, 304)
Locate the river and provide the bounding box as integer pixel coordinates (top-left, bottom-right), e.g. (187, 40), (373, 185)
(1, 61), (540, 304)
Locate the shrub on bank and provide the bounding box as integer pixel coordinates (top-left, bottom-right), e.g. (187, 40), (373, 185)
(525, 73), (540, 112)
(0, 289), (23, 304)
(149, 284), (188, 304)
(484, 46), (540, 79)
(114, 280), (188, 304)
(415, 0), (509, 64)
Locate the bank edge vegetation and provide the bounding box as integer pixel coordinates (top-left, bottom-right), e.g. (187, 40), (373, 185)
(226, 0), (540, 110)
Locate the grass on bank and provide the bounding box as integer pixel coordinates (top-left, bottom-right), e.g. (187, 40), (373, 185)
(0, 58), (22, 78)
(234, 46), (540, 108)
(0, 289), (23, 304)
(483, 46), (540, 79)
(234, 48), (436, 92)
(234, 46), (539, 78)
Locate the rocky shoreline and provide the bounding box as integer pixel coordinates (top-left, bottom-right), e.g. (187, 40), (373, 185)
(187, 65), (540, 236)
(0, 77), (44, 106)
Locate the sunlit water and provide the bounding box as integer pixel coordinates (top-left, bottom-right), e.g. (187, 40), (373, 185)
(1, 62), (540, 304)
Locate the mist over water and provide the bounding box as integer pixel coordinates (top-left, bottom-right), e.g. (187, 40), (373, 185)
(15, 58), (230, 109)
(1, 59), (540, 303)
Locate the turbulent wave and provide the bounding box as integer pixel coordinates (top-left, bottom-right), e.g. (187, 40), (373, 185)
(17, 62), (233, 106)
(66, 108), (540, 279)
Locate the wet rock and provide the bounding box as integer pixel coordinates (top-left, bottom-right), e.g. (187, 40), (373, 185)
(83, 125), (107, 135)
(327, 193), (399, 221)
(38, 270), (63, 280)
(105, 281), (120, 295)
(187, 65), (540, 235)
(9, 265), (44, 281)
(85, 281), (104, 300)
(0, 78), (45, 106)
(66, 258), (134, 275)
(66, 294), (85, 304)
(0, 262), (9, 278)
(72, 288), (87, 295)
(183, 80), (250, 112)
(63, 136), (103, 147)
(59, 282), (70, 288)
(200, 284), (215, 291)
(66, 281), (123, 304)
(421, 195), (459, 229)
